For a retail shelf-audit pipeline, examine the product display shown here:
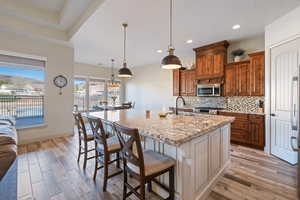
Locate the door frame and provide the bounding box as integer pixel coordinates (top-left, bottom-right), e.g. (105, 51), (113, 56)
(265, 34), (300, 154)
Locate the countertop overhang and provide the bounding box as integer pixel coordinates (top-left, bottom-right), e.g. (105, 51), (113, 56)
(85, 109), (235, 146)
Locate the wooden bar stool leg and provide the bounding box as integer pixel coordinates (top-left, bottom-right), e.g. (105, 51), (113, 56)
(103, 153), (109, 192)
(93, 149), (98, 180)
(140, 180), (146, 200)
(169, 167), (175, 200)
(77, 139), (81, 162)
(147, 181), (152, 192)
(123, 166), (127, 200)
(83, 141), (88, 170)
(116, 152), (120, 168)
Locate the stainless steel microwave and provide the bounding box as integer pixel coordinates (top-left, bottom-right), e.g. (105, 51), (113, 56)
(197, 84), (221, 97)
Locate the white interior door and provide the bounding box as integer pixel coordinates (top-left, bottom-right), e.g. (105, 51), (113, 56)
(270, 38), (300, 165)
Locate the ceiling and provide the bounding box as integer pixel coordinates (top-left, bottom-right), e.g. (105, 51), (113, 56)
(0, 0), (104, 41)
(23, 0), (65, 12)
(71, 0), (300, 67)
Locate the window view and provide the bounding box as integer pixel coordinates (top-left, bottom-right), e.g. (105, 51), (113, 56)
(74, 78), (87, 111)
(73, 77), (121, 111)
(0, 65), (45, 127)
(89, 79), (105, 110)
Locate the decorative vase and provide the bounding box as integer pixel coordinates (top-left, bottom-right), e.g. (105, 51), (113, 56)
(234, 56), (241, 62)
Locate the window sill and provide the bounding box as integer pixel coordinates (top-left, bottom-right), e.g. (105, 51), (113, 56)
(16, 123), (47, 130)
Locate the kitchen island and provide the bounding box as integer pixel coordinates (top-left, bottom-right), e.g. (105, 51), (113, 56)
(86, 109), (234, 200)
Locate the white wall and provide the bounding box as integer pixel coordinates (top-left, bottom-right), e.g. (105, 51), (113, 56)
(0, 30), (74, 144)
(74, 62), (110, 79)
(125, 64), (174, 110)
(264, 6), (300, 153)
(228, 35), (265, 62)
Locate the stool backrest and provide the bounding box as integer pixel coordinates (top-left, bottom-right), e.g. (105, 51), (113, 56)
(73, 112), (88, 140)
(113, 123), (145, 176)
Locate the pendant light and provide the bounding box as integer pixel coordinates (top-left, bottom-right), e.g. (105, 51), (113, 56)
(107, 59), (120, 88)
(118, 23), (133, 78)
(161, 0), (182, 69)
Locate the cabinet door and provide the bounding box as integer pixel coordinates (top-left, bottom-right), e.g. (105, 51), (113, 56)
(173, 69), (180, 96)
(249, 53), (265, 96)
(224, 65), (237, 96)
(196, 54), (206, 79)
(249, 115), (265, 148)
(213, 53), (225, 77)
(186, 70), (196, 96)
(209, 129), (221, 178)
(180, 71), (187, 96)
(237, 62), (250, 96)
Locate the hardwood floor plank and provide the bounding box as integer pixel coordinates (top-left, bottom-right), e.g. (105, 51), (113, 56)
(17, 136), (298, 200)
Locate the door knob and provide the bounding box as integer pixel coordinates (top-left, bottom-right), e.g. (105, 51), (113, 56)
(270, 113), (276, 117)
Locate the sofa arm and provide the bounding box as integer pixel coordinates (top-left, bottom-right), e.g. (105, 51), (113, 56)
(0, 144), (17, 180)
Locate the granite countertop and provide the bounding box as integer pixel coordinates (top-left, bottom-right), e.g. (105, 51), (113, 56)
(87, 110), (235, 146)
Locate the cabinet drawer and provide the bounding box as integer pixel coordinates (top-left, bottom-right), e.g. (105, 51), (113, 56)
(231, 119), (249, 131)
(249, 114), (264, 121)
(231, 129), (249, 143)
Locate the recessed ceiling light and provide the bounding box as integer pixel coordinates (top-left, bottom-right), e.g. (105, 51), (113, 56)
(157, 49), (163, 53)
(186, 39), (193, 44)
(232, 24), (241, 30)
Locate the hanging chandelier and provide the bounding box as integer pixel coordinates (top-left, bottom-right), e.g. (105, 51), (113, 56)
(107, 59), (121, 88)
(118, 23), (133, 78)
(161, 0), (182, 69)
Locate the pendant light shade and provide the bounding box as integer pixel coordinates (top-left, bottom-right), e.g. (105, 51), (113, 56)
(161, 0), (182, 69)
(118, 23), (133, 78)
(161, 48), (182, 69)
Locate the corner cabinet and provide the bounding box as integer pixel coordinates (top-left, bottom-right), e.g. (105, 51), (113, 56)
(173, 69), (196, 96)
(194, 41), (229, 80)
(224, 51), (264, 97)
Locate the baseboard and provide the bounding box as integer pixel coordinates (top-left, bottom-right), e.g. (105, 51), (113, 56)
(18, 131), (74, 145)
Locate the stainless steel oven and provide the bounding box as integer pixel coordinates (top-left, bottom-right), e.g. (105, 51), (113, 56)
(197, 84), (221, 97)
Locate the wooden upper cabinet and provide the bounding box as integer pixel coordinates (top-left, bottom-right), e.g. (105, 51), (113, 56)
(225, 61), (250, 96)
(173, 69), (196, 96)
(236, 61), (250, 96)
(194, 41), (229, 80)
(249, 52), (265, 96)
(173, 69), (180, 96)
(180, 70), (187, 96)
(185, 70), (196, 96)
(224, 64), (237, 96)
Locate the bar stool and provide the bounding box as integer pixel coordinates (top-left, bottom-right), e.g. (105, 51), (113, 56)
(113, 123), (175, 200)
(88, 117), (123, 192)
(73, 112), (95, 170)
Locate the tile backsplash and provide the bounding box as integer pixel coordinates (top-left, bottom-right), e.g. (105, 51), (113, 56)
(183, 96), (264, 113)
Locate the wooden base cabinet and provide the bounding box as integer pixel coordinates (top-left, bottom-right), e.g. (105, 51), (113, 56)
(218, 112), (265, 149)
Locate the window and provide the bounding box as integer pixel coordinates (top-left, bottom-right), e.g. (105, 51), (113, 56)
(73, 77), (122, 111)
(0, 54), (45, 127)
(89, 79), (105, 110)
(74, 78), (87, 111)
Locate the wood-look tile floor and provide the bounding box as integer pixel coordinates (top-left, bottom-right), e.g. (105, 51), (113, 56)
(17, 135), (299, 200)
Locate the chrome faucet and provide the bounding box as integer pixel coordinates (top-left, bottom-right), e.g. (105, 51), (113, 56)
(175, 96), (186, 115)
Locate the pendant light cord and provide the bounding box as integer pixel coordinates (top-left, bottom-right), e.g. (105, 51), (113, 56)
(123, 24), (127, 64)
(169, 0), (173, 49)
